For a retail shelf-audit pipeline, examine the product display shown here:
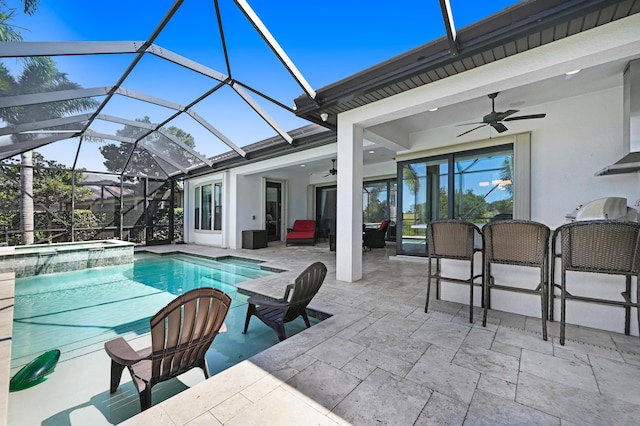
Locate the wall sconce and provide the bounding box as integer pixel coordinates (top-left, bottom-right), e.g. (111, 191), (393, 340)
(320, 113), (329, 122)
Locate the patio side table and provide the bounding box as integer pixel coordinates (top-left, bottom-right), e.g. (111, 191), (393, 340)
(242, 229), (268, 249)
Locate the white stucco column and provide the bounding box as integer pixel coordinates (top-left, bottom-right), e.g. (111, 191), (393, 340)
(336, 119), (363, 282)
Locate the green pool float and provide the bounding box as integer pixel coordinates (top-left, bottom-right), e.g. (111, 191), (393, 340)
(10, 349), (61, 392)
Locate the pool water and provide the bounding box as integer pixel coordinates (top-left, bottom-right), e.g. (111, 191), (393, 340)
(11, 252), (317, 374)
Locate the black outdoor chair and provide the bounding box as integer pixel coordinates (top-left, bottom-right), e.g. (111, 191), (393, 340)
(363, 220), (390, 250)
(243, 262), (327, 341)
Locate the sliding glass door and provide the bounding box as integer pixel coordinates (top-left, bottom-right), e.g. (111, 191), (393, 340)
(316, 178), (397, 241)
(315, 186), (337, 240)
(363, 179), (397, 241)
(397, 144), (514, 256)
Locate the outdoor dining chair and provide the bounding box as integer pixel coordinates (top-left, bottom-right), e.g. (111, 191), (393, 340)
(243, 261), (327, 341)
(104, 287), (231, 411)
(426, 220), (483, 323)
(552, 220), (640, 345)
(482, 220), (550, 340)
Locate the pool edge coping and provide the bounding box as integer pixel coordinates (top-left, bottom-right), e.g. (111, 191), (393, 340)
(0, 272), (15, 426)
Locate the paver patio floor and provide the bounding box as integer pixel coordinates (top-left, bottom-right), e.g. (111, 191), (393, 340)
(122, 242), (640, 426)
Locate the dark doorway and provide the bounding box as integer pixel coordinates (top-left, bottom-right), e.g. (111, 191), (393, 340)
(265, 182), (282, 241)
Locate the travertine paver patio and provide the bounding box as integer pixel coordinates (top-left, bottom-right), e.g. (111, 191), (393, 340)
(120, 242), (640, 425)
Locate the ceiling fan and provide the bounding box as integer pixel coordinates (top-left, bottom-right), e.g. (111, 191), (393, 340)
(324, 159), (337, 177)
(456, 92), (547, 137)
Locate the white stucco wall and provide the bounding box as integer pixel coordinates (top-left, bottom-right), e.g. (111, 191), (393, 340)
(409, 87), (640, 228)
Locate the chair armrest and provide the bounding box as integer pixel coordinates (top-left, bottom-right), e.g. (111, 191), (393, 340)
(282, 283), (295, 300)
(104, 337), (151, 366)
(247, 295), (289, 309)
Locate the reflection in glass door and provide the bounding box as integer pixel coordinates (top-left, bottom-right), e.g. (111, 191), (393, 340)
(363, 179), (397, 240)
(265, 182), (281, 241)
(398, 158), (448, 255)
(315, 186), (337, 241)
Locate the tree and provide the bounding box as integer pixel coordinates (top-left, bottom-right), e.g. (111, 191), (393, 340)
(0, 0), (39, 42)
(98, 118), (195, 242)
(454, 188), (489, 221)
(0, 57), (98, 244)
(402, 163), (420, 226)
(499, 155), (514, 196)
(0, 153), (93, 244)
(99, 116), (198, 177)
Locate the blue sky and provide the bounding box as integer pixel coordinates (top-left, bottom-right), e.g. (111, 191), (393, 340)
(6, 0), (521, 171)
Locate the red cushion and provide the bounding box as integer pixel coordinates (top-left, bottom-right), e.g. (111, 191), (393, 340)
(286, 231), (315, 240)
(378, 220), (390, 231)
(292, 220), (316, 232)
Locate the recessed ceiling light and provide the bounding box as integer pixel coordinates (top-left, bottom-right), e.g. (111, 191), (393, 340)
(300, 164), (305, 167)
(565, 69), (581, 76)
(428, 107), (438, 112)
(369, 150), (375, 154)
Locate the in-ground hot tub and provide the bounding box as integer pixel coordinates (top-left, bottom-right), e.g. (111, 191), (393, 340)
(0, 240), (135, 278)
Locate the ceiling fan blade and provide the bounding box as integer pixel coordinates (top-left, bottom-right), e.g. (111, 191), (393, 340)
(457, 124), (487, 137)
(455, 122), (485, 127)
(491, 122), (508, 133)
(494, 109), (519, 120)
(483, 109), (518, 123)
(503, 113), (547, 121)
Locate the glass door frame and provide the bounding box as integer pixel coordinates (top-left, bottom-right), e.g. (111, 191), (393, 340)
(396, 143), (514, 257)
(265, 181), (282, 242)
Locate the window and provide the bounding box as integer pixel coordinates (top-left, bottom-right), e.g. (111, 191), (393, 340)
(398, 144), (514, 255)
(363, 178), (397, 230)
(315, 178), (397, 238)
(194, 183), (222, 231)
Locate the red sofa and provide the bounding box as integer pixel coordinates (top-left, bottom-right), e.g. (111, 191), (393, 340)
(285, 220), (316, 246)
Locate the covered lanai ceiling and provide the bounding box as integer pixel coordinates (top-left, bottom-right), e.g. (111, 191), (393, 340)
(2, 0), (639, 180)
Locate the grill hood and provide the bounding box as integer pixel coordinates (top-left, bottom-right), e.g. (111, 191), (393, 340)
(596, 59), (640, 176)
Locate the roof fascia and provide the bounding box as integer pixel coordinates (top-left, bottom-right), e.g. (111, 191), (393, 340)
(294, 0), (623, 116)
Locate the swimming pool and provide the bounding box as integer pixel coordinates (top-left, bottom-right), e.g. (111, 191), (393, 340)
(11, 252), (316, 375)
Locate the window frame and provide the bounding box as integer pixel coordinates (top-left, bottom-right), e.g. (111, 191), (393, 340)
(194, 182), (222, 232)
(395, 133), (531, 256)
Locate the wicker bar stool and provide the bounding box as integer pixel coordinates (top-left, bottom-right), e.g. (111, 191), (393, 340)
(553, 220), (640, 345)
(482, 220), (550, 340)
(426, 220), (483, 323)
